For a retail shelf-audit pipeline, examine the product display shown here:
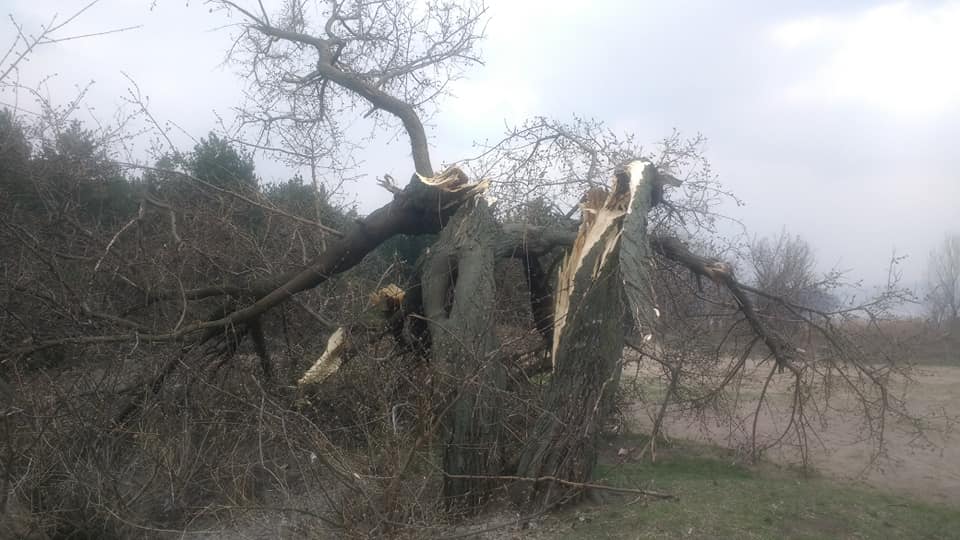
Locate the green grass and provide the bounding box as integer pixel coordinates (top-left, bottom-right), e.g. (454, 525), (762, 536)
(555, 437), (960, 540)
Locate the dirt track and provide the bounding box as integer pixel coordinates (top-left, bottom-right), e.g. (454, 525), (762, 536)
(627, 362), (960, 506)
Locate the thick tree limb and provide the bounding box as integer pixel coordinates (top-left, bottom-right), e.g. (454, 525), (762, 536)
(246, 23), (434, 176)
(496, 224), (577, 258)
(650, 234), (799, 374)
(198, 171), (486, 339)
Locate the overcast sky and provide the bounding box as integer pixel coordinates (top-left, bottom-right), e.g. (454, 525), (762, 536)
(4, 0), (959, 295)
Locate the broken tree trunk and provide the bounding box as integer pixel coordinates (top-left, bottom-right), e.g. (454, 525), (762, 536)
(512, 161), (668, 508)
(421, 196), (507, 509)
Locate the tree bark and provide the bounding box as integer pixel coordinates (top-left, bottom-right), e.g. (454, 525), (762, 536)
(511, 249), (624, 508)
(513, 161), (665, 508)
(421, 197), (506, 509)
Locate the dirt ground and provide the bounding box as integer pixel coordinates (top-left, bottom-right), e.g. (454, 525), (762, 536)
(626, 361), (960, 506)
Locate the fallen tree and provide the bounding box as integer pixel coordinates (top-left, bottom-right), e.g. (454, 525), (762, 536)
(0, 0), (928, 534)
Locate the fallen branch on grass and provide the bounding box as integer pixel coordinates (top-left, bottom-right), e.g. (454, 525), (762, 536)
(441, 472), (677, 501)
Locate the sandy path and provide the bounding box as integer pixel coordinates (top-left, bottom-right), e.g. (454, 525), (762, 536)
(626, 362), (960, 506)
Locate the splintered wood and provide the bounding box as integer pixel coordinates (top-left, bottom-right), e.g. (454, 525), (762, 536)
(298, 327), (347, 386)
(551, 160), (666, 366)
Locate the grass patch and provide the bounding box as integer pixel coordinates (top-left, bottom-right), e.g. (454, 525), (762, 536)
(554, 439), (960, 540)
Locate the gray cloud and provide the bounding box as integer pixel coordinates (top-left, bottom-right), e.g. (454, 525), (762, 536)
(6, 0), (958, 292)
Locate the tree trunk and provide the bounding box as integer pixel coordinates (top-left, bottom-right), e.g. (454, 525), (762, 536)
(422, 197), (506, 509)
(513, 161), (666, 508)
(512, 252), (624, 507)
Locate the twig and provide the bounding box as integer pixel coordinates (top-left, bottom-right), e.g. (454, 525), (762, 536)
(38, 24), (142, 44)
(92, 202), (144, 274)
(440, 472), (676, 500)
